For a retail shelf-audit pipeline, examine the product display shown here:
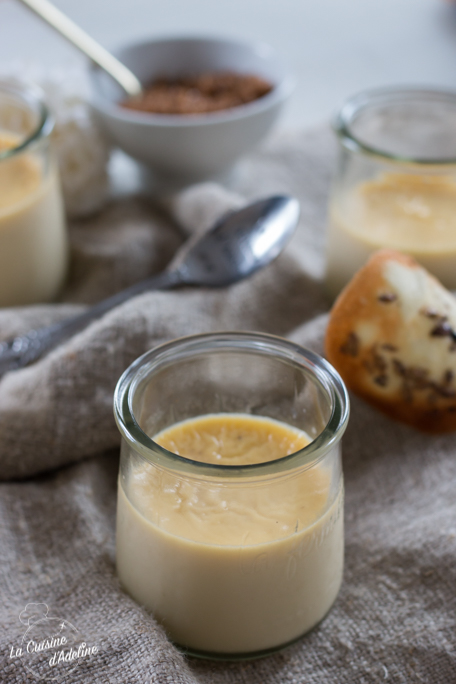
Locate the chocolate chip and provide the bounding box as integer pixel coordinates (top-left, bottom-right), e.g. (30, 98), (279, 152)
(374, 375), (388, 387)
(378, 293), (397, 303)
(392, 360), (431, 401)
(444, 370), (454, 385)
(381, 344), (398, 352)
(373, 353), (387, 373)
(340, 332), (359, 357)
(393, 359), (406, 376)
(430, 321), (452, 337)
(363, 346), (387, 376)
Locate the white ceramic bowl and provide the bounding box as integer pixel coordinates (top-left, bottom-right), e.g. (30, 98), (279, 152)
(89, 36), (294, 183)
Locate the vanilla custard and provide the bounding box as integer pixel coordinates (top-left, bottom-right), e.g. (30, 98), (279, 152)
(116, 414), (343, 655)
(326, 172), (456, 297)
(0, 132), (67, 306)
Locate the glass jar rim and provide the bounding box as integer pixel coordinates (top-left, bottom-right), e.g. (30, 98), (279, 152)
(114, 331), (350, 478)
(0, 79), (54, 161)
(333, 85), (456, 165)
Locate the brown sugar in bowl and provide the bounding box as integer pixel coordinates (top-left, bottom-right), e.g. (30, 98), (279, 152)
(121, 72), (274, 115)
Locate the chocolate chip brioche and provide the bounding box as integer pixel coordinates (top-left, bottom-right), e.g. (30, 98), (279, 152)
(325, 249), (456, 432)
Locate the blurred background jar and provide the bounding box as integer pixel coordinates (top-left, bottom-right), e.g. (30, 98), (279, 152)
(0, 80), (67, 307)
(325, 87), (456, 299)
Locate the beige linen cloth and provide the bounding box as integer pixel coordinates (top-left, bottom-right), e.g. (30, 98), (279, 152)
(1, 127), (455, 683)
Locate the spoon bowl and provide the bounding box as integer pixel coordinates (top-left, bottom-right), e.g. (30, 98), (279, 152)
(0, 195), (299, 376)
(171, 196), (299, 286)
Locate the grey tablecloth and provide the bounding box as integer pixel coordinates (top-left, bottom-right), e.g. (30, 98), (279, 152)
(1, 127), (455, 683)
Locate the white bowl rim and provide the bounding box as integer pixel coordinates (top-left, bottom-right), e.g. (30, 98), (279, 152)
(90, 34), (295, 128)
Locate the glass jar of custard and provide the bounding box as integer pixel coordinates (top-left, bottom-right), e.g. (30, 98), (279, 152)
(0, 80), (67, 307)
(326, 87), (456, 299)
(114, 332), (349, 660)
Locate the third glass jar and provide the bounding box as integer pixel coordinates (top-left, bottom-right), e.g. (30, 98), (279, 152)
(326, 87), (456, 299)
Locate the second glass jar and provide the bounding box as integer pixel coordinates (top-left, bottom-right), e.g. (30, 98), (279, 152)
(326, 87), (456, 298)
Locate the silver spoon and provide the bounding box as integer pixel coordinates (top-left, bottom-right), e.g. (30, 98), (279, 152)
(18, 0), (142, 97)
(0, 196), (299, 377)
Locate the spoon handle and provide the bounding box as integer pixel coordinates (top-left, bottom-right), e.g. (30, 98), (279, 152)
(0, 269), (181, 378)
(18, 0), (142, 97)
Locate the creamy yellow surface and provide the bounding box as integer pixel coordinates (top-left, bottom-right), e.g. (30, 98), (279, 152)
(116, 414), (343, 654)
(326, 172), (456, 297)
(155, 413), (310, 466)
(0, 131), (67, 306)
